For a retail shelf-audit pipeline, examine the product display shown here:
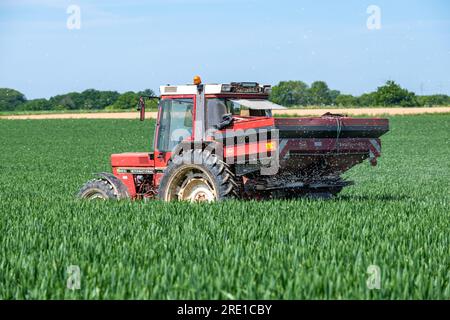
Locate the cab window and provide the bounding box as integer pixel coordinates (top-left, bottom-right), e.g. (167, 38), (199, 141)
(157, 98), (193, 152)
(206, 98), (271, 129)
(206, 99), (228, 129)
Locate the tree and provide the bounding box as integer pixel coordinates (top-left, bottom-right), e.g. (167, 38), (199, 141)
(49, 90), (120, 110)
(357, 92), (377, 107)
(111, 91), (140, 109)
(329, 90), (341, 105)
(49, 92), (83, 110)
(309, 81), (332, 106)
(373, 80), (418, 107)
(335, 94), (357, 107)
(0, 88), (26, 111)
(138, 89), (156, 97)
(270, 81), (309, 107)
(50, 90), (114, 110)
(79, 89), (120, 109)
(17, 99), (54, 111)
(417, 94), (450, 107)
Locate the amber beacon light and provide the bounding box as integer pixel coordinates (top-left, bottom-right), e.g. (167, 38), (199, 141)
(193, 75), (202, 85)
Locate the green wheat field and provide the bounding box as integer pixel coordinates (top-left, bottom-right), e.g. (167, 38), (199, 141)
(0, 114), (449, 299)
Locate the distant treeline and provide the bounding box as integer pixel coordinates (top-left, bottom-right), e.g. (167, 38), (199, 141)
(1, 81), (449, 111)
(270, 80), (450, 107)
(0, 88), (158, 112)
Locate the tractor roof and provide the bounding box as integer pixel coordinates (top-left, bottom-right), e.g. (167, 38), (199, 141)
(160, 82), (272, 96)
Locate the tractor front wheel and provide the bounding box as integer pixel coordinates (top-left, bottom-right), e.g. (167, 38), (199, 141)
(77, 179), (118, 200)
(158, 149), (238, 202)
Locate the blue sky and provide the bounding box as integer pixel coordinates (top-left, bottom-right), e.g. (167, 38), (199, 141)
(0, 0), (449, 99)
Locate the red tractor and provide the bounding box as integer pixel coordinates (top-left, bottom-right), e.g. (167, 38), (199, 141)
(78, 77), (389, 201)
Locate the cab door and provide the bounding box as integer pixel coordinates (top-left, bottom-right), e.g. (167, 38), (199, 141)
(153, 96), (196, 168)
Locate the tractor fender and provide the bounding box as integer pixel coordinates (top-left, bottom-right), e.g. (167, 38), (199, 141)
(94, 172), (130, 199)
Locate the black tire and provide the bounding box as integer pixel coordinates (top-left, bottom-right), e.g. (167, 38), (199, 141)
(77, 179), (118, 200)
(158, 149), (238, 202)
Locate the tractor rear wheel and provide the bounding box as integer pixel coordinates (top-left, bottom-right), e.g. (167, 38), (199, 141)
(158, 149), (238, 202)
(77, 179), (118, 200)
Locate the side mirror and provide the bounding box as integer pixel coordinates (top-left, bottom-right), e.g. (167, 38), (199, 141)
(138, 96), (145, 121)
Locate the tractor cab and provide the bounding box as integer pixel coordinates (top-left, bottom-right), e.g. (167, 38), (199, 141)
(156, 79), (284, 138)
(108, 78), (283, 199)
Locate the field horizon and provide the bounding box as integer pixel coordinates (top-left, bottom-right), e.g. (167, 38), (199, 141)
(1, 106), (450, 119)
